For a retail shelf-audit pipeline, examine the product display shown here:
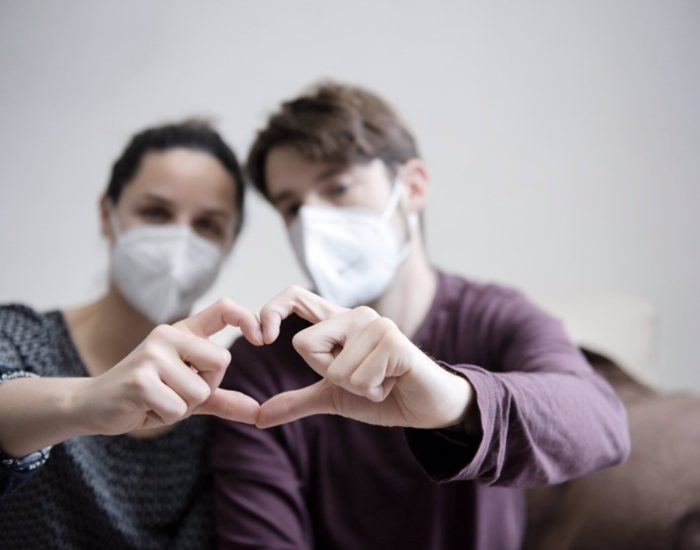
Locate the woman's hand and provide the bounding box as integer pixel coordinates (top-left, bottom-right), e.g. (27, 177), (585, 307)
(77, 298), (264, 435)
(255, 286), (475, 430)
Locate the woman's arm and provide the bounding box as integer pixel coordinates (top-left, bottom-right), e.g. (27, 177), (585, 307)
(0, 299), (263, 458)
(0, 376), (94, 457)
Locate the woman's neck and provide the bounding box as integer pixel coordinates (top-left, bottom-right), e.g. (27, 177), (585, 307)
(371, 235), (437, 340)
(62, 287), (155, 377)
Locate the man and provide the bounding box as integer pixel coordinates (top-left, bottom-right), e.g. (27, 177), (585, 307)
(212, 82), (630, 549)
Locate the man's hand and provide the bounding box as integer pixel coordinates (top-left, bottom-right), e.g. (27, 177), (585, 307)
(256, 286), (474, 430)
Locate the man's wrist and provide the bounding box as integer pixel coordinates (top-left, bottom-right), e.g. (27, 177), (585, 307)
(435, 365), (480, 435)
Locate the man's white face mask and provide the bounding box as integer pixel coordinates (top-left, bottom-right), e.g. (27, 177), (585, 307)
(108, 206), (226, 324)
(288, 172), (418, 308)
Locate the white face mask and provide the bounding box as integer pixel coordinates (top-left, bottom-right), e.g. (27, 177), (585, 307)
(288, 175), (418, 308)
(108, 208), (226, 324)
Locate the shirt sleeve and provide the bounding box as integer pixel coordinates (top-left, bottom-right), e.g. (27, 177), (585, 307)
(211, 336), (314, 549)
(0, 307), (52, 497)
(405, 287), (631, 488)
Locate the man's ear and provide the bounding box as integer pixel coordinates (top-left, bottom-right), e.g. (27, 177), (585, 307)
(99, 195), (113, 240)
(400, 158), (430, 214)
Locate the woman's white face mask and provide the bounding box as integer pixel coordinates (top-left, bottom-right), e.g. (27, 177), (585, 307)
(288, 174), (418, 308)
(108, 206), (226, 324)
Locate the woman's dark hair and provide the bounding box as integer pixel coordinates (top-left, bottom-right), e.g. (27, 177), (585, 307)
(106, 119), (246, 235)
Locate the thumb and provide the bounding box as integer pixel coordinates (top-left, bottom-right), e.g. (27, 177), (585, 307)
(256, 380), (335, 429)
(195, 389), (260, 424)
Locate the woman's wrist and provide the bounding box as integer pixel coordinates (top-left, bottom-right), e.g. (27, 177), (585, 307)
(63, 377), (101, 437)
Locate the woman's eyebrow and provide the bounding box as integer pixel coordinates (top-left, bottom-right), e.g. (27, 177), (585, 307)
(138, 193), (173, 206)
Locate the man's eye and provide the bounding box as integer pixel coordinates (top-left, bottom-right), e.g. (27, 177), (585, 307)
(329, 182), (349, 197)
(139, 207), (170, 222)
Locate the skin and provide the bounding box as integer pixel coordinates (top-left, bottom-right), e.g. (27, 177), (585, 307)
(0, 148), (264, 457)
(254, 147), (479, 431)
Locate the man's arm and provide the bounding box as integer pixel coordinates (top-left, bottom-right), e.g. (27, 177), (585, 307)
(406, 287), (631, 487)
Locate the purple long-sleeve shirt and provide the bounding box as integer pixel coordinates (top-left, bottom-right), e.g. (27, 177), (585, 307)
(212, 270), (630, 549)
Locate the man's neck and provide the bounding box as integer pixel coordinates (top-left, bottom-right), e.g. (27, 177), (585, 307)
(370, 237), (437, 340)
(62, 287), (155, 377)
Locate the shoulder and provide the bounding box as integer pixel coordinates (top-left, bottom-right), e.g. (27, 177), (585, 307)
(435, 269), (533, 322)
(429, 270), (559, 353)
(0, 304), (46, 335)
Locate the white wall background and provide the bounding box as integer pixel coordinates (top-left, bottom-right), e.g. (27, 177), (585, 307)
(1, 1), (698, 390)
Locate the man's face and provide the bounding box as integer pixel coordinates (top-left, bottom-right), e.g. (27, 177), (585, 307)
(265, 146), (395, 226)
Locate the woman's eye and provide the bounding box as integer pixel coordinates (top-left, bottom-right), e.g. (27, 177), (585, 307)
(286, 204), (300, 219)
(195, 218), (224, 237)
(139, 207), (170, 222)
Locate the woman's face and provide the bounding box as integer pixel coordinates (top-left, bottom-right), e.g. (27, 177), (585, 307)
(102, 148), (239, 248)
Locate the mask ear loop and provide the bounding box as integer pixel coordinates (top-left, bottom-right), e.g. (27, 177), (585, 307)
(381, 166), (419, 254)
(379, 168), (406, 223)
(106, 201), (123, 240)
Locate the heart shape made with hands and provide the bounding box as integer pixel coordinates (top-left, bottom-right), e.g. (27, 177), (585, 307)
(182, 287), (471, 431)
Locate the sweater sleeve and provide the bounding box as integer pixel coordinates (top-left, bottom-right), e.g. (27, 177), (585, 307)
(406, 287), (631, 488)
(211, 334), (315, 549)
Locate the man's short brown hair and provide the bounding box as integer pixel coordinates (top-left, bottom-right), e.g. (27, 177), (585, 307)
(247, 82), (420, 197)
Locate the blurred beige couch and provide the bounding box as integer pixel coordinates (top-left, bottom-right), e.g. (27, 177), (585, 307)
(524, 292), (700, 549)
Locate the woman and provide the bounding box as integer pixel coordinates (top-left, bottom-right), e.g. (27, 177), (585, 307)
(0, 120), (263, 548)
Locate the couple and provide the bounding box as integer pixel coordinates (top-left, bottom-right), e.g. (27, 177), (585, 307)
(0, 82), (630, 549)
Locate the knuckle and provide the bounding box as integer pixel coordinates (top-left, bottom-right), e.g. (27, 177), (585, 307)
(349, 372), (373, 393)
(260, 303), (276, 319)
(151, 324), (174, 340)
(291, 330), (311, 352)
(172, 400), (188, 420)
(211, 351), (229, 371)
(287, 284), (304, 296)
(378, 325), (402, 349)
(216, 297), (235, 312)
(139, 342), (163, 362)
(190, 383), (211, 405)
(353, 305), (379, 323)
(371, 316), (396, 333)
(127, 368), (155, 395)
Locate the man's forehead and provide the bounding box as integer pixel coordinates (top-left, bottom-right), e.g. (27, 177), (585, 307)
(266, 149), (346, 203)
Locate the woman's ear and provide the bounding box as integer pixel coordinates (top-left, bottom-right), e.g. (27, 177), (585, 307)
(400, 158), (430, 215)
(99, 195), (113, 240)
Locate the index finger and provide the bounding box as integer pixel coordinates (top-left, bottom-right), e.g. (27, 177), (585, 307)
(259, 285), (347, 344)
(174, 298), (263, 346)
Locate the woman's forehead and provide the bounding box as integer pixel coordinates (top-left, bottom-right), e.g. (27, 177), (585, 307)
(122, 149), (236, 212)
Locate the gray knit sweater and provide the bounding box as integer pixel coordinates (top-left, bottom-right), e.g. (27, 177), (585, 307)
(0, 305), (215, 549)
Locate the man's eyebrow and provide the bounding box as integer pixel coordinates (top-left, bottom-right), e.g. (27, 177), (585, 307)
(314, 166), (343, 182)
(269, 166), (345, 206)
